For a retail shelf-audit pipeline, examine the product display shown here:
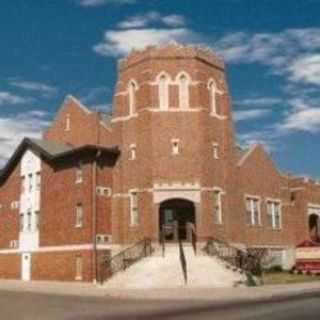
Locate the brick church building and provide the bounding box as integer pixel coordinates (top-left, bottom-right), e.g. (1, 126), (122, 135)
(0, 44), (319, 282)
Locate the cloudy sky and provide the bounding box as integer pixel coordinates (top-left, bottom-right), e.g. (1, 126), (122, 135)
(0, 0), (320, 177)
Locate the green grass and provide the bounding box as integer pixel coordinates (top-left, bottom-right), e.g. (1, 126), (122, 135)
(262, 271), (320, 285)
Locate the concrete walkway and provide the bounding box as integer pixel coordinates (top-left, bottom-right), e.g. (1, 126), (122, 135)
(103, 245), (246, 289)
(0, 279), (319, 304)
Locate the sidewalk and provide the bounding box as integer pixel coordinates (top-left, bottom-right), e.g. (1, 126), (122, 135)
(0, 280), (319, 304)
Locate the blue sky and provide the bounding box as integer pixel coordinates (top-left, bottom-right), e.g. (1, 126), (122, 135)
(0, 0), (320, 177)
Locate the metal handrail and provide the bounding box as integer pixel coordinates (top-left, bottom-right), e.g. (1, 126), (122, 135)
(101, 238), (152, 283)
(178, 239), (188, 284)
(187, 223), (197, 255)
(204, 238), (266, 277)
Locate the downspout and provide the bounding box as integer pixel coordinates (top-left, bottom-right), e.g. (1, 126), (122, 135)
(92, 155), (98, 283)
(92, 113), (100, 283)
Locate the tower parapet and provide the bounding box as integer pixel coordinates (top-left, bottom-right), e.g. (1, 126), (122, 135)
(118, 43), (225, 72)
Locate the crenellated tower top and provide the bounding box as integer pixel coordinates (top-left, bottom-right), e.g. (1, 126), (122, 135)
(118, 43), (225, 72)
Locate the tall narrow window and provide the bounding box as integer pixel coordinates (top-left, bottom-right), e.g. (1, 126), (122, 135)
(75, 162), (83, 184)
(178, 74), (189, 109)
(75, 204), (84, 228)
(28, 174), (33, 192)
(208, 80), (217, 115)
(212, 143), (219, 159)
(171, 139), (180, 155)
(27, 211), (32, 231)
(128, 81), (137, 115)
(130, 192), (139, 226)
(35, 172), (41, 191)
(159, 74), (169, 110)
(21, 176), (25, 194)
(35, 211), (40, 230)
(65, 114), (71, 131)
(129, 144), (136, 160)
(213, 190), (223, 224)
(75, 256), (83, 281)
(20, 213), (24, 232)
(245, 197), (261, 226)
(267, 201), (282, 230)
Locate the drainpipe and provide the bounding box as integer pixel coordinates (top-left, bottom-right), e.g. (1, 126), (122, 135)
(92, 155), (97, 283)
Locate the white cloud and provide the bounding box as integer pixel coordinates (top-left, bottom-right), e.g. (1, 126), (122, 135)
(0, 111), (50, 167)
(118, 12), (186, 29)
(78, 0), (136, 7)
(94, 28), (197, 57)
(234, 97), (282, 107)
(237, 130), (276, 153)
(214, 28), (320, 85)
(278, 99), (320, 133)
(233, 109), (271, 122)
(9, 80), (57, 96)
(0, 92), (30, 106)
(288, 54), (320, 85)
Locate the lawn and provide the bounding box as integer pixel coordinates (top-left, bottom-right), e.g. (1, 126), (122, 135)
(262, 271), (320, 285)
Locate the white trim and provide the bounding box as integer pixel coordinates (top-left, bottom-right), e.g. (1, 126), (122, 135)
(111, 113), (138, 123)
(237, 144), (259, 167)
(308, 203), (320, 210)
(65, 95), (91, 114)
(0, 243), (115, 254)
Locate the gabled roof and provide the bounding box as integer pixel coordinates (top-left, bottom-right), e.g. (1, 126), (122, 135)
(0, 138), (120, 184)
(236, 144), (259, 167)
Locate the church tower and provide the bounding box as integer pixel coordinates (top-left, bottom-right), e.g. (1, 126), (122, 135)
(110, 44), (236, 244)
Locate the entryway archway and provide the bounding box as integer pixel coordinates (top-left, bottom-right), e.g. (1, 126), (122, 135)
(159, 198), (195, 241)
(309, 213), (320, 242)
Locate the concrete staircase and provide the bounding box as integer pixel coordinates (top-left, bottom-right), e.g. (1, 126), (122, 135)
(103, 243), (247, 289)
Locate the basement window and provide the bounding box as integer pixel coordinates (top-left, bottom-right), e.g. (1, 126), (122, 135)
(213, 190), (223, 224)
(130, 192), (139, 226)
(75, 255), (83, 281)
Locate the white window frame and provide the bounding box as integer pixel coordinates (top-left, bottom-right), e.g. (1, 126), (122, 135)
(75, 255), (83, 281)
(65, 114), (71, 131)
(35, 172), (41, 191)
(129, 144), (136, 161)
(158, 73), (170, 110)
(267, 200), (282, 230)
(75, 204), (84, 228)
(208, 79), (217, 115)
(245, 196), (261, 226)
(128, 80), (138, 115)
(20, 213), (24, 232)
(129, 191), (139, 226)
(171, 139), (180, 155)
(75, 161), (83, 184)
(27, 211), (32, 231)
(213, 190), (223, 224)
(35, 211), (40, 231)
(177, 72), (190, 110)
(212, 142), (219, 159)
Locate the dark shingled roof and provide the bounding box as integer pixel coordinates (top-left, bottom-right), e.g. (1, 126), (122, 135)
(0, 138), (120, 184)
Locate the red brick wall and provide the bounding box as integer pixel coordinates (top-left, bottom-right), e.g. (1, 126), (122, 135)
(0, 165), (20, 249)
(0, 254), (20, 279)
(32, 250), (93, 282)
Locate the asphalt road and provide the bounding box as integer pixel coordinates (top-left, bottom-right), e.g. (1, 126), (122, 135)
(0, 290), (319, 320)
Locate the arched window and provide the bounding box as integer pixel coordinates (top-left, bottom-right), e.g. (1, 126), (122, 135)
(208, 79), (217, 115)
(178, 73), (189, 109)
(159, 74), (169, 110)
(128, 80), (137, 115)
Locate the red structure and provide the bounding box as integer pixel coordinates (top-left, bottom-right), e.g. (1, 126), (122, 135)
(0, 44), (319, 282)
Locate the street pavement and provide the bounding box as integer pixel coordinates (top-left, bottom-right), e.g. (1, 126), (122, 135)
(0, 289), (320, 320)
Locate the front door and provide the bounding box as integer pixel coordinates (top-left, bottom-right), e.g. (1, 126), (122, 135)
(21, 253), (31, 281)
(159, 199), (195, 241)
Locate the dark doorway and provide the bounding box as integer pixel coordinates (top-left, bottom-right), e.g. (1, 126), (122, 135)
(309, 214), (320, 242)
(159, 199), (195, 241)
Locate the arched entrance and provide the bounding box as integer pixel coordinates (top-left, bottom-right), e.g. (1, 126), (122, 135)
(309, 214), (320, 242)
(159, 198), (195, 241)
